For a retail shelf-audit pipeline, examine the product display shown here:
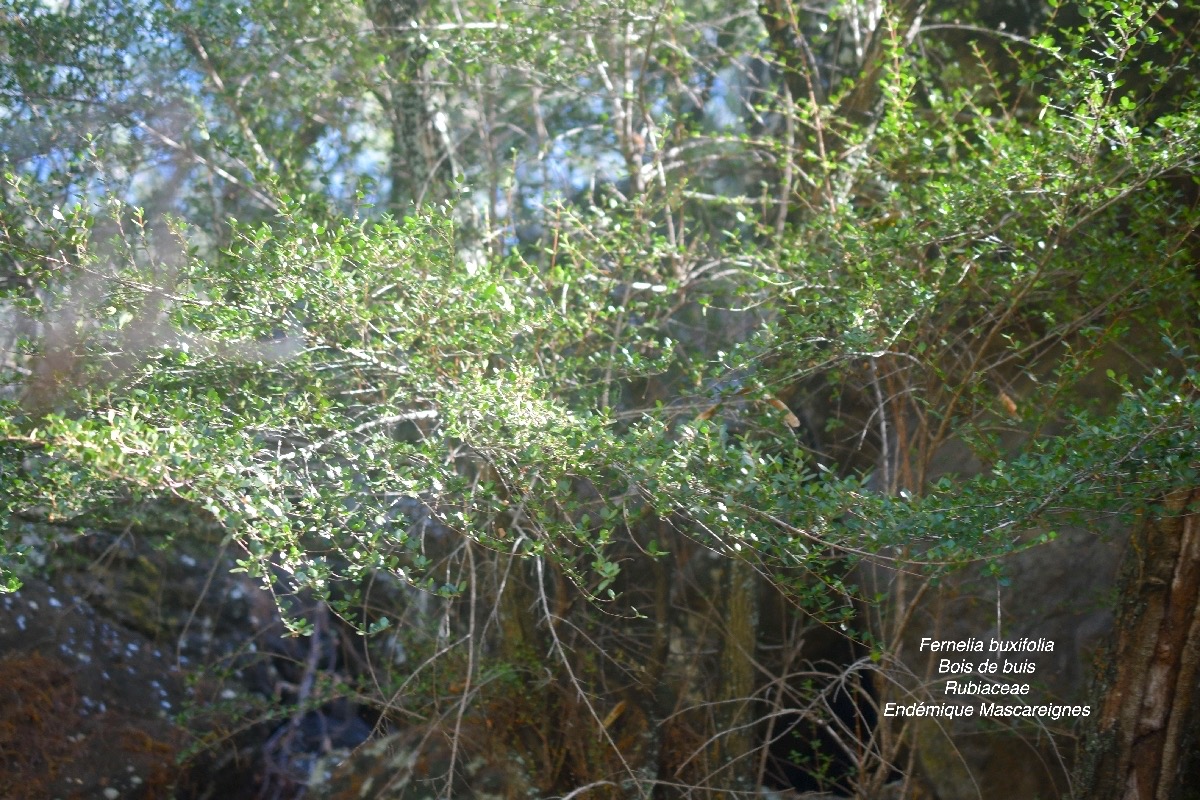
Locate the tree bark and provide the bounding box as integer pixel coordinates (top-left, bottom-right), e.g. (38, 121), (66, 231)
(713, 557), (759, 795)
(1076, 489), (1200, 800)
(368, 0), (442, 212)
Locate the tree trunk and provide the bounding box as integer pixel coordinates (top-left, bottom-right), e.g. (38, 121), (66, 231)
(713, 557), (758, 795)
(1076, 489), (1200, 800)
(368, 0), (441, 212)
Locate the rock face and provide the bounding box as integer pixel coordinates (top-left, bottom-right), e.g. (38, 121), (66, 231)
(306, 725), (530, 800)
(0, 518), (375, 800)
(0, 575), (189, 799)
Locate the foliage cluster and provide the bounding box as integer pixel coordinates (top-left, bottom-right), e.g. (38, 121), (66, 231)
(1, 0), (1198, 794)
